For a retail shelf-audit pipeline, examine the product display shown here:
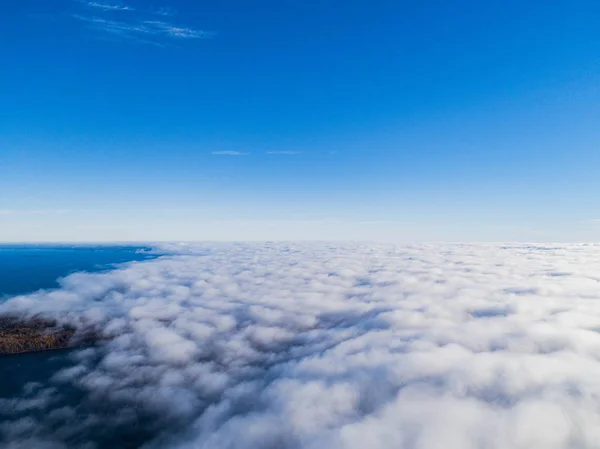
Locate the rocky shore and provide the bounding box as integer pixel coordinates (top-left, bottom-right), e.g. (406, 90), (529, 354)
(0, 317), (97, 355)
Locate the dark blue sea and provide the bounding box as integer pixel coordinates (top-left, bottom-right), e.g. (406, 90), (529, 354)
(0, 245), (158, 448)
(0, 244), (155, 300)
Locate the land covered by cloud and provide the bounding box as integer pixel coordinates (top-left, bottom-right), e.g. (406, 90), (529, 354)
(2, 242), (600, 448)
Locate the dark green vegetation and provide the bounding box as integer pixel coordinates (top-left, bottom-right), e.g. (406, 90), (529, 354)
(0, 317), (97, 355)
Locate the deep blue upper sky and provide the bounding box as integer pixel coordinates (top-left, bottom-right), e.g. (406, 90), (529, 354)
(1, 0), (600, 241)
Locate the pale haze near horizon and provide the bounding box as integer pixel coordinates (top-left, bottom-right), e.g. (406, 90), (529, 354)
(1, 208), (599, 243)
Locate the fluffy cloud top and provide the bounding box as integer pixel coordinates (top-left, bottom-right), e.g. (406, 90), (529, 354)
(2, 242), (600, 448)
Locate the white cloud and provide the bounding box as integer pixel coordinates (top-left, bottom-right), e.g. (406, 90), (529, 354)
(86, 2), (134, 11)
(155, 7), (176, 17)
(3, 242), (600, 448)
(74, 16), (213, 43)
(72, 1), (213, 46)
(211, 151), (250, 156)
(265, 151), (301, 155)
(142, 21), (214, 39)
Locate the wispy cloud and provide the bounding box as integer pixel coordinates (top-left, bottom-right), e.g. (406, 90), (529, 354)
(86, 2), (134, 11)
(212, 151), (250, 156)
(73, 16), (213, 45)
(265, 151), (301, 155)
(154, 7), (176, 17)
(72, 1), (213, 46)
(143, 21), (213, 39)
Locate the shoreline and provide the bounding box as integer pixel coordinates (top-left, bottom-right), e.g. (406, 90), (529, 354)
(0, 317), (98, 355)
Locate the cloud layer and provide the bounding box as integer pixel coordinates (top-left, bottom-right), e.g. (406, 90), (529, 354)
(2, 242), (600, 448)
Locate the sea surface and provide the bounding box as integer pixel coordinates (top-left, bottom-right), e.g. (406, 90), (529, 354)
(0, 244), (155, 300)
(0, 245), (158, 448)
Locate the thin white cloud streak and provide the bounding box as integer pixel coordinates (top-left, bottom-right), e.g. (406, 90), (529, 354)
(142, 21), (214, 39)
(74, 16), (213, 42)
(155, 7), (176, 17)
(72, 1), (214, 45)
(265, 151), (301, 155)
(3, 243), (600, 447)
(86, 2), (134, 11)
(211, 151), (250, 156)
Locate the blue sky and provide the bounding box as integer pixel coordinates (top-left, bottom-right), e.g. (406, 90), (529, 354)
(1, 0), (600, 242)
